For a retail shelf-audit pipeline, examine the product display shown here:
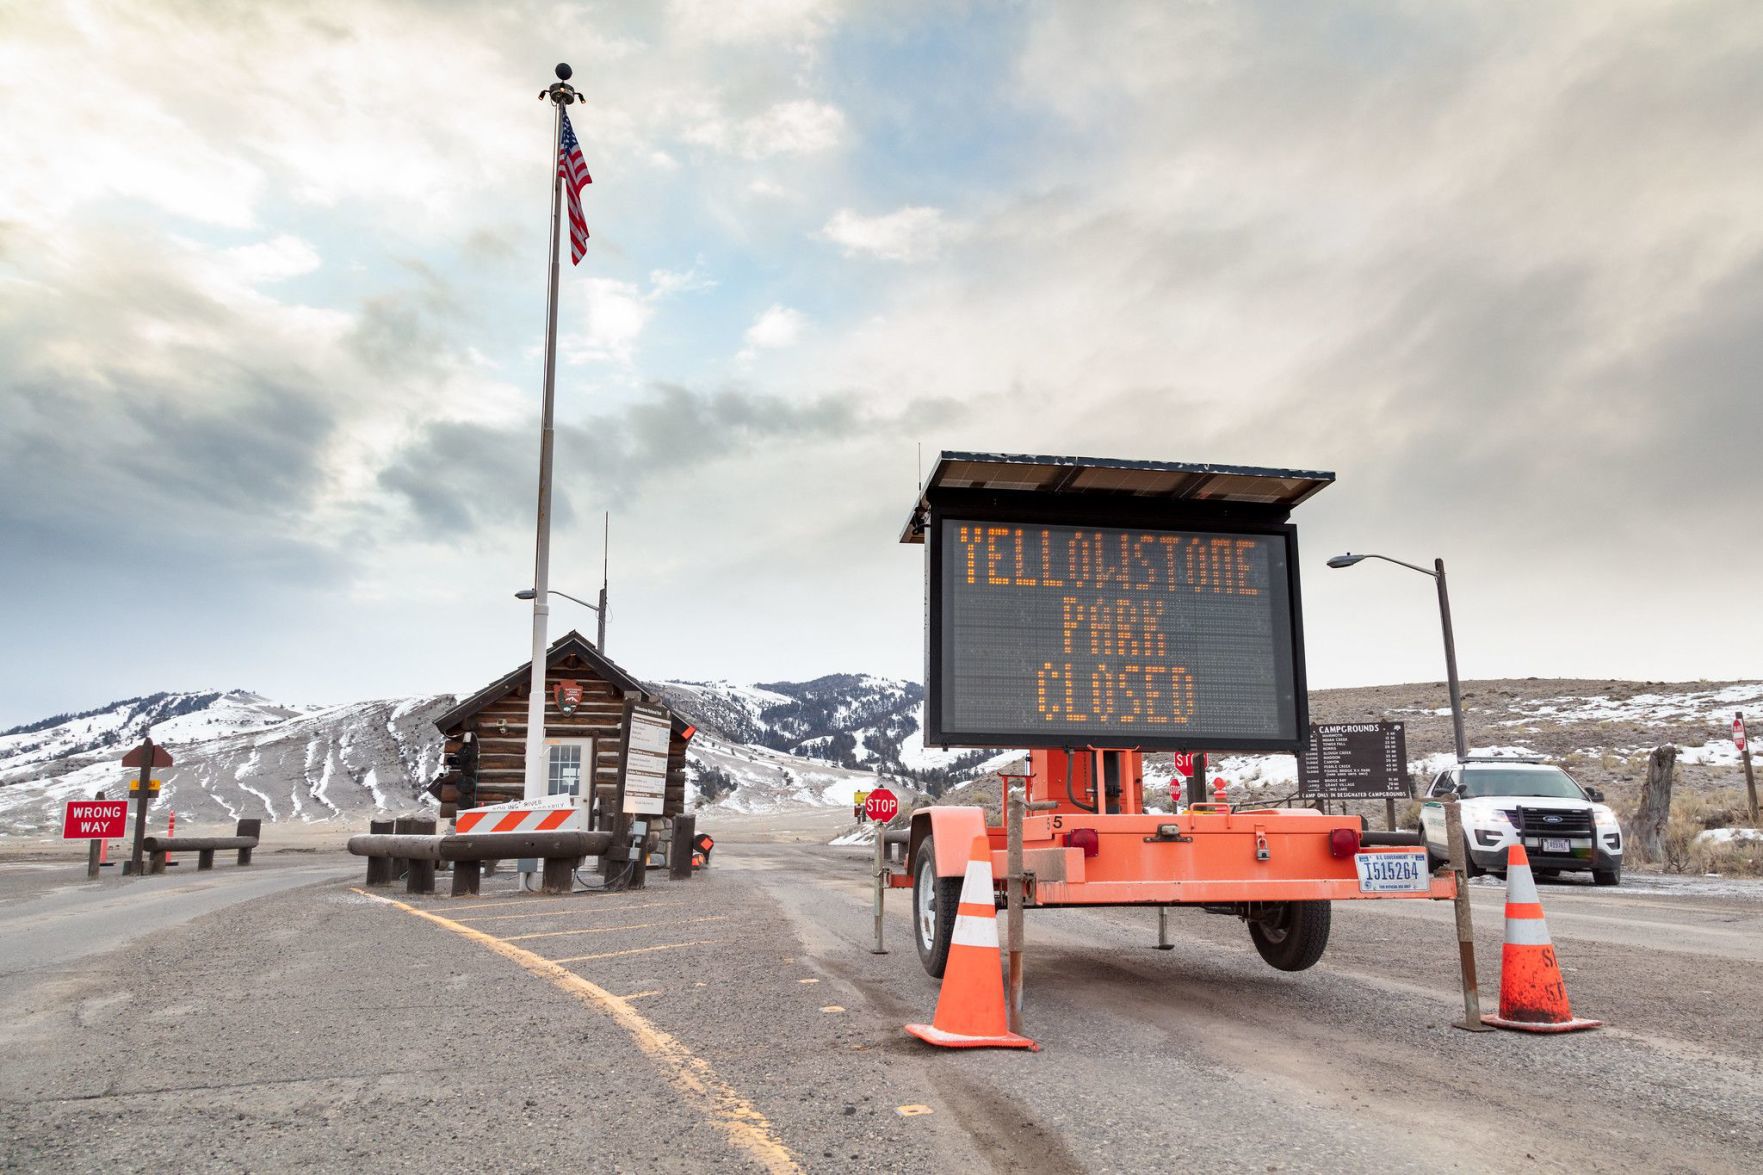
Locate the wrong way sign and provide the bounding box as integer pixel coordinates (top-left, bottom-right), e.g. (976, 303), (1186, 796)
(63, 800), (127, 840)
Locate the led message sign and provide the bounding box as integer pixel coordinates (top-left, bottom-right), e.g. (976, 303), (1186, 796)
(931, 518), (1304, 750)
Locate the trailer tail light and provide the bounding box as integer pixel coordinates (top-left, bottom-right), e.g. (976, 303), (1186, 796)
(1329, 828), (1361, 859)
(1065, 828), (1100, 858)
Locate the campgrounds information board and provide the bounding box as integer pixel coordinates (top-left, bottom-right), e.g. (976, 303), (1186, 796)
(1297, 721), (1409, 800)
(619, 702), (672, 816)
(932, 519), (1303, 750)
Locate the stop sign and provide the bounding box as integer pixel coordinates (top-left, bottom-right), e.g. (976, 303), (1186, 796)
(864, 786), (899, 823)
(1736, 716), (1748, 752)
(1173, 752), (1197, 777)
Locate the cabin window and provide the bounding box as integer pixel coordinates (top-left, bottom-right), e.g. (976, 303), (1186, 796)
(546, 738), (594, 796)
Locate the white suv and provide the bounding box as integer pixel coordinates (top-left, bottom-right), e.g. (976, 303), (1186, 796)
(1418, 758), (1623, 886)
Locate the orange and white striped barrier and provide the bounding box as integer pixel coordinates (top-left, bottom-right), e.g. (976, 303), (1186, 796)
(1483, 844), (1601, 1033)
(905, 836), (1038, 1051)
(454, 795), (585, 835)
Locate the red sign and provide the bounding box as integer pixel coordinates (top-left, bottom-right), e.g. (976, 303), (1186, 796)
(1173, 752), (1197, 777)
(553, 679), (584, 715)
(1736, 715), (1748, 752)
(864, 786), (900, 823)
(63, 800), (128, 840)
(122, 744), (173, 768)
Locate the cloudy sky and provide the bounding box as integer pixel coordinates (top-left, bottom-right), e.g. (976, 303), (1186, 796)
(3, 0), (1760, 727)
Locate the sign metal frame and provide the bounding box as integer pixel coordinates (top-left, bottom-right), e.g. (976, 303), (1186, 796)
(617, 700), (672, 817)
(1297, 721), (1410, 801)
(924, 494), (1311, 753)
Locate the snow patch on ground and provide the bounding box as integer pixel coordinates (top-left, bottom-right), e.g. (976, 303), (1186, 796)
(1697, 827), (1763, 845)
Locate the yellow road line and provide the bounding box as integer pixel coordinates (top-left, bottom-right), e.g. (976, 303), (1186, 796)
(622, 990), (662, 1000)
(548, 939), (722, 965)
(456, 900), (681, 924)
(442, 896), (580, 913)
(352, 889), (800, 1174)
(504, 915), (727, 943)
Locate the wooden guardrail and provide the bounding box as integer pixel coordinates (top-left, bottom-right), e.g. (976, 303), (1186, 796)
(139, 819), (261, 874)
(348, 829), (614, 896)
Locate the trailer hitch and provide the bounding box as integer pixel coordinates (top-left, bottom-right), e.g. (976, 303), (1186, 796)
(1143, 824), (1193, 844)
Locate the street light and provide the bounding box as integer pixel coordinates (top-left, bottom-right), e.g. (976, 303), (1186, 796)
(1332, 549), (1491, 1034)
(1327, 551), (1469, 762)
(516, 586), (606, 653)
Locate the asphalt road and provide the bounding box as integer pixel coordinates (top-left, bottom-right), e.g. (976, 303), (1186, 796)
(2, 841), (1759, 1173)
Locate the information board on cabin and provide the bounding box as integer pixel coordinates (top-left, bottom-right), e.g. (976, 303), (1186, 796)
(933, 518), (1303, 750)
(1297, 721), (1409, 800)
(619, 702), (672, 816)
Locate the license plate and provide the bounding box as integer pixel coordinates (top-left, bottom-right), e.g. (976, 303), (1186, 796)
(1355, 850), (1429, 894)
(1542, 837), (1570, 854)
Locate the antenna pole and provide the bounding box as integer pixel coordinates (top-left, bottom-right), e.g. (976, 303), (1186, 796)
(598, 511), (609, 654)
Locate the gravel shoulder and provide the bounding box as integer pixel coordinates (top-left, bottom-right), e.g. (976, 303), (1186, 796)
(3, 839), (1759, 1173)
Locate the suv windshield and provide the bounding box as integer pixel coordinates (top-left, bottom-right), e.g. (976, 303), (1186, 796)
(1457, 767), (1586, 800)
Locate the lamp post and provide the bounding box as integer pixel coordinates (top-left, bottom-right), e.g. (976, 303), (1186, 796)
(516, 586), (606, 653)
(1326, 552), (1468, 762)
(1328, 549), (1491, 1032)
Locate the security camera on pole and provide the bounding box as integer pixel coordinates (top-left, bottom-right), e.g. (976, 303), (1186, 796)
(521, 63), (594, 882)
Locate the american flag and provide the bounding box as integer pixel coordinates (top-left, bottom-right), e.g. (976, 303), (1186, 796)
(558, 110), (592, 264)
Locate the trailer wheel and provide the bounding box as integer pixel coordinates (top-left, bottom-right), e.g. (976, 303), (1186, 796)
(1247, 901), (1331, 972)
(912, 836), (963, 978)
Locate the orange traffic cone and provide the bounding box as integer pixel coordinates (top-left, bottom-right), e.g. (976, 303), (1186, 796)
(1482, 844), (1601, 1033)
(905, 836), (1038, 1050)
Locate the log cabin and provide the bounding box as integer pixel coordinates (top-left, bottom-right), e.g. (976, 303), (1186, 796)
(431, 630), (691, 828)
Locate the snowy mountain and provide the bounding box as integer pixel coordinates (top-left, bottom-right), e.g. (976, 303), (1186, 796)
(0, 692), (452, 836)
(653, 674), (995, 787)
(6, 677), (1758, 838)
(0, 690), (316, 784)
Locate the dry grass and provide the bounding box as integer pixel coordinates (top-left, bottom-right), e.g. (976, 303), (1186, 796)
(1621, 787), (1762, 876)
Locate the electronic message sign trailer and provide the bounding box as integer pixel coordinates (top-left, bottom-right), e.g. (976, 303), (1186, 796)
(888, 453), (1453, 980)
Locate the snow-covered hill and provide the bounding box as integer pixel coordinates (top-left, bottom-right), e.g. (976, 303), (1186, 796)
(653, 674), (994, 784)
(0, 677), (991, 836)
(0, 693), (452, 836)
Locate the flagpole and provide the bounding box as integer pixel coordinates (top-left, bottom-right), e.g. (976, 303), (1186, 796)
(523, 64), (577, 809)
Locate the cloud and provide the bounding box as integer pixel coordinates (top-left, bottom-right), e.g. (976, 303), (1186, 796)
(682, 100), (846, 159)
(738, 304), (808, 360)
(818, 206), (962, 261)
(377, 382), (871, 530)
(561, 268), (711, 367)
(668, 0), (842, 45)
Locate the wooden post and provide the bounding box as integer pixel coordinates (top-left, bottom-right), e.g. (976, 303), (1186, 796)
(148, 848), (168, 875)
(601, 811), (630, 883)
(391, 817), (417, 880)
(365, 819), (393, 885)
(1443, 795), (1491, 1032)
(197, 849), (215, 871)
(669, 814), (696, 881)
(127, 736), (155, 876)
(235, 818), (260, 866)
(452, 859), (481, 897)
(540, 856), (576, 894)
(1385, 798), (1398, 831)
(1635, 745), (1676, 863)
(86, 788), (105, 879)
(1738, 713), (1758, 825)
(871, 817), (888, 955)
(406, 818), (437, 894)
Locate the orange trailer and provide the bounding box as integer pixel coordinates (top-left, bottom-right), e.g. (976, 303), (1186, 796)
(892, 453), (1455, 977)
(899, 747), (1454, 976)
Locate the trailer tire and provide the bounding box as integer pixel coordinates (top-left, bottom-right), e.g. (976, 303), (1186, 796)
(912, 836), (963, 979)
(1248, 901), (1331, 972)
